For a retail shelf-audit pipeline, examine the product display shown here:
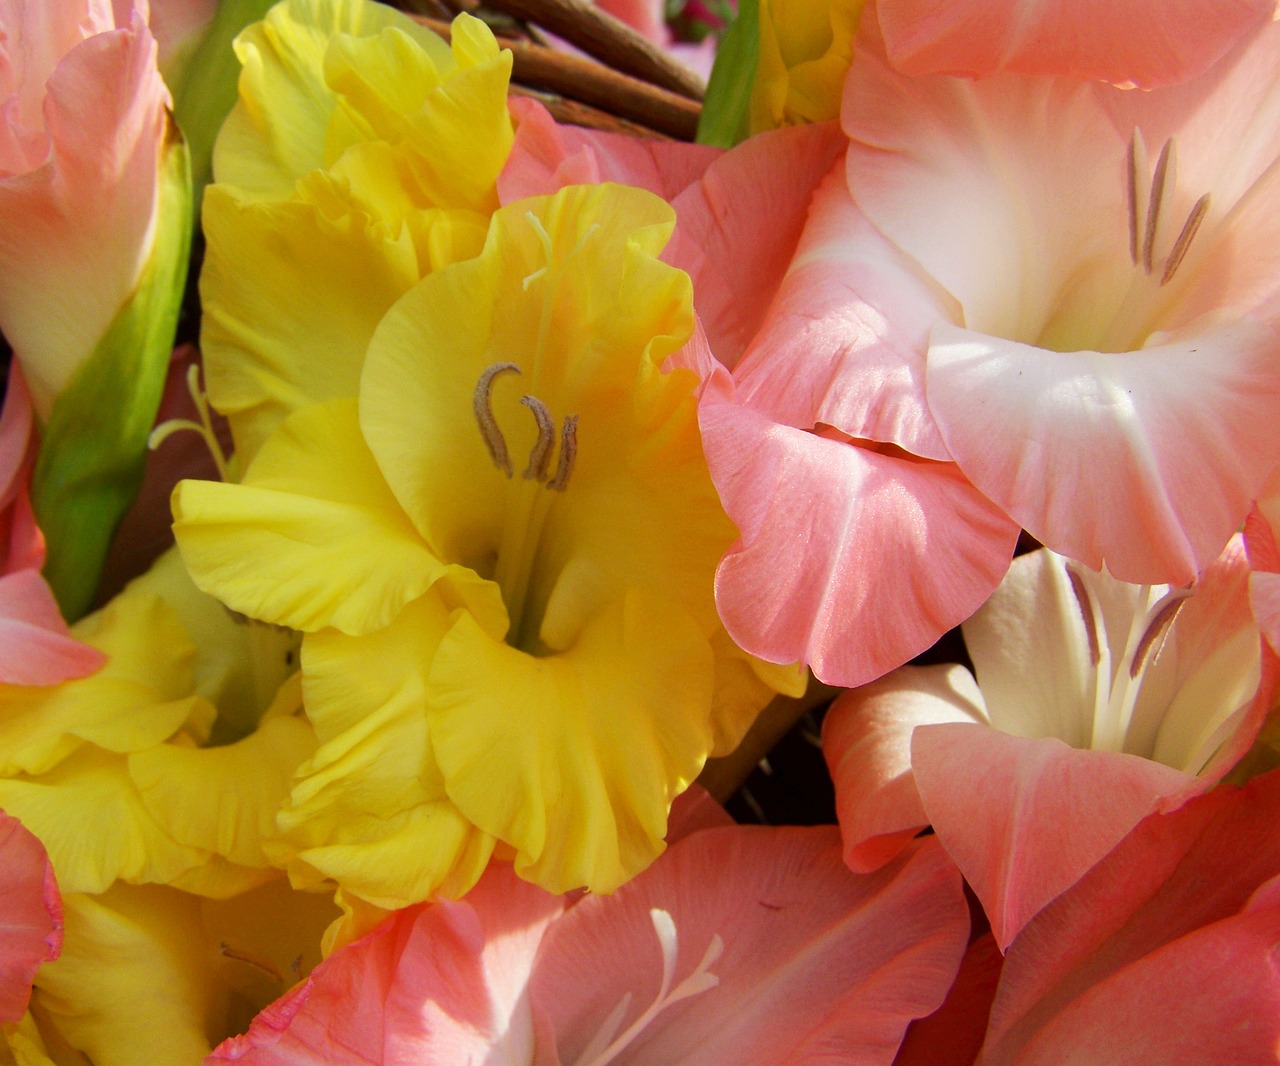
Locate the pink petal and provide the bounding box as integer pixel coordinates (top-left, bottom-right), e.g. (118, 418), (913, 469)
(824, 663), (987, 872)
(0, 810), (61, 1023)
(729, 168), (954, 461)
(877, 0), (1273, 87)
(0, 9), (170, 418)
(499, 97), (720, 205)
(530, 828), (969, 1065)
(910, 723), (1200, 950)
(895, 933), (1003, 1066)
(210, 864), (561, 1064)
(0, 568), (106, 684)
(703, 396), (1017, 687)
(979, 769), (1280, 1064)
(925, 319), (1280, 584)
(663, 122), (846, 371)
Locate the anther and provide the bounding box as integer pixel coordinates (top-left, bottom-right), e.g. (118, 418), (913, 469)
(473, 362), (521, 476)
(1127, 130), (1148, 266)
(1143, 138), (1176, 274)
(1161, 193), (1210, 286)
(520, 395), (556, 481)
(1066, 566), (1102, 667)
(547, 414), (579, 492)
(1129, 589), (1188, 679)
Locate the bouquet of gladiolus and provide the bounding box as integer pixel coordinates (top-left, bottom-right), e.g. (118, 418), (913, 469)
(3, 0), (1280, 1061)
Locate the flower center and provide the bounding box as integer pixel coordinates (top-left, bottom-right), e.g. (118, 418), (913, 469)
(1033, 129), (1213, 355)
(472, 361), (580, 648)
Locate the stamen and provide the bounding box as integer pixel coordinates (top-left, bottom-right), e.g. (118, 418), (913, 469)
(520, 395), (556, 481)
(1129, 587), (1189, 679)
(1161, 193), (1211, 286)
(1143, 138), (1176, 274)
(148, 363), (234, 482)
(1066, 566), (1102, 667)
(547, 414), (579, 492)
(473, 362), (521, 476)
(219, 943), (284, 983)
(1127, 130), (1149, 266)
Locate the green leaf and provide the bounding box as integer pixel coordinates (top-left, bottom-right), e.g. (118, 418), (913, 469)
(32, 123), (193, 621)
(696, 0), (759, 148)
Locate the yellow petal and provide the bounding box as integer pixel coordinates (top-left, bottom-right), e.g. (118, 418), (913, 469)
(173, 399), (453, 635)
(428, 589), (716, 894)
(200, 184), (419, 461)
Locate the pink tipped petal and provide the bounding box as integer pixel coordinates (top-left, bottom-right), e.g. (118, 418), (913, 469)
(500, 97), (720, 204)
(0, 10), (169, 417)
(663, 123), (846, 371)
(0, 362), (34, 511)
(1251, 571), (1280, 656)
(925, 319), (1280, 584)
(0, 810), (61, 1023)
(703, 398), (1017, 687)
(911, 723), (1199, 951)
(877, 0), (1274, 87)
(531, 828), (970, 1065)
(210, 864), (562, 1064)
(824, 663), (987, 872)
(0, 569), (105, 684)
(730, 168), (955, 460)
(979, 770), (1280, 1065)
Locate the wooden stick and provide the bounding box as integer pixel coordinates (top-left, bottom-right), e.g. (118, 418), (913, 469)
(480, 0), (706, 101)
(509, 86), (672, 139)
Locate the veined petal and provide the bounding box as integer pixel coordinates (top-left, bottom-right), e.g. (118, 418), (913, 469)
(878, 0), (1273, 86)
(173, 399), (452, 635)
(499, 96), (721, 205)
(703, 398), (1017, 687)
(926, 318), (1280, 584)
(911, 723), (1198, 950)
(531, 830), (967, 1064)
(427, 590), (716, 894)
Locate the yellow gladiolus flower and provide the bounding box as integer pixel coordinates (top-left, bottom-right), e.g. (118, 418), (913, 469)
(200, 0), (513, 463)
(174, 183), (801, 906)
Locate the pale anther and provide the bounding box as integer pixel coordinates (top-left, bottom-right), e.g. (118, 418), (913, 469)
(547, 414), (579, 492)
(474, 362), (521, 476)
(1129, 588), (1189, 679)
(1161, 193), (1210, 286)
(1067, 566), (1102, 667)
(1126, 130), (1148, 266)
(520, 394), (556, 481)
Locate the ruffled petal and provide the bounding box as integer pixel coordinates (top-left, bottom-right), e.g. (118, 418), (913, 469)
(926, 318), (1280, 583)
(173, 400), (455, 636)
(703, 397), (1017, 687)
(0, 811), (60, 1024)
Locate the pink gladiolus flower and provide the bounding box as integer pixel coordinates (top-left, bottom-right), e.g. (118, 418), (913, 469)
(0, 364), (104, 684)
(0, 0), (173, 419)
(877, 0), (1274, 87)
(821, 10), (1280, 585)
(210, 810), (969, 1063)
(0, 809), (61, 1023)
(825, 539), (1278, 949)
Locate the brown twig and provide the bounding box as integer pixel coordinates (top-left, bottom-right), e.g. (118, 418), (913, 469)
(480, 0), (705, 101)
(509, 86), (672, 139)
(416, 16), (699, 140)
